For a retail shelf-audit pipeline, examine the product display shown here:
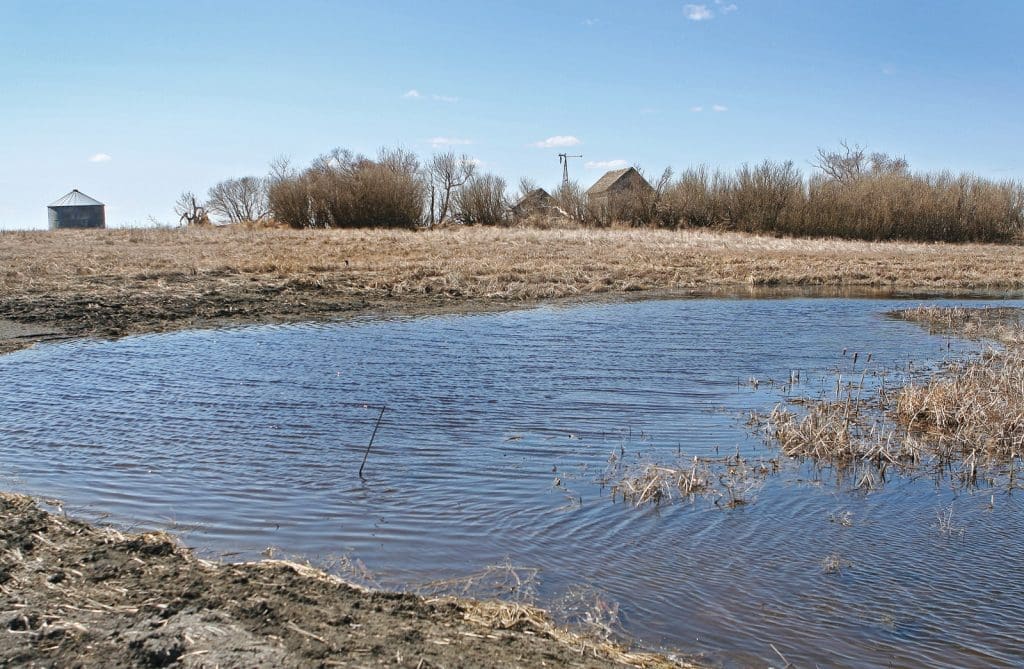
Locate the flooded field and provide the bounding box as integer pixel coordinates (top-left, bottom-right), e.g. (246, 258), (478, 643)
(2, 297), (1023, 667)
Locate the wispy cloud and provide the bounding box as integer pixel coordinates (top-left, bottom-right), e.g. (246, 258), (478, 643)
(684, 2), (737, 21)
(88, 153), (112, 163)
(712, 104), (729, 112)
(428, 137), (472, 148)
(533, 135), (581, 148)
(881, 64), (896, 76)
(583, 18), (599, 26)
(585, 159), (628, 170)
(404, 89), (459, 103)
(690, 106), (704, 113)
(684, 4), (713, 21)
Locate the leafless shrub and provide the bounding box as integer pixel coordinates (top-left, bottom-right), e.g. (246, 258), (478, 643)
(268, 147), (425, 229)
(457, 173), (509, 226)
(426, 152), (477, 225)
(553, 180), (595, 225)
(174, 191), (210, 227)
(206, 176), (269, 224)
(658, 165), (725, 228)
(722, 160), (804, 233)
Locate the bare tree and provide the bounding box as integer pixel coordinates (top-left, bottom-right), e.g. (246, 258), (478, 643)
(516, 177), (539, 201)
(812, 141), (868, 183)
(457, 173), (508, 225)
(206, 176), (269, 223)
(868, 152), (909, 176)
(427, 152), (477, 224)
(174, 191), (210, 226)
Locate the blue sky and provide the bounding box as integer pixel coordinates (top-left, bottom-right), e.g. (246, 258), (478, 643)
(2, 1), (1022, 229)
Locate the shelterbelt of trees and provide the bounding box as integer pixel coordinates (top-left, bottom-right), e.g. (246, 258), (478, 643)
(175, 142), (1024, 244)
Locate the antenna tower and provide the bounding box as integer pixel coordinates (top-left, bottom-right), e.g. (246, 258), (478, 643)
(558, 153), (583, 187)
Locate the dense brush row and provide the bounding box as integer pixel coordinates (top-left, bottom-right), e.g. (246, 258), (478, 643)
(190, 144), (1024, 243)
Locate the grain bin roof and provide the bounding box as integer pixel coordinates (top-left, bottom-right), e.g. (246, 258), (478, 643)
(49, 190), (104, 207)
(586, 168), (634, 195)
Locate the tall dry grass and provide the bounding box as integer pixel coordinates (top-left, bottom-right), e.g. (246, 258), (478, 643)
(766, 306), (1024, 489)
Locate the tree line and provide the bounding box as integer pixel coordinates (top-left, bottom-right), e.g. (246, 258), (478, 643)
(177, 142), (1024, 243)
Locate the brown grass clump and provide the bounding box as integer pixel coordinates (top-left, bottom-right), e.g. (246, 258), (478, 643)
(606, 452), (777, 508)
(765, 306), (1024, 489)
(889, 305), (1024, 345)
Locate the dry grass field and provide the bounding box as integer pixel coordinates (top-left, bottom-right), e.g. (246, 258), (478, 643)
(2, 225), (1024, 352)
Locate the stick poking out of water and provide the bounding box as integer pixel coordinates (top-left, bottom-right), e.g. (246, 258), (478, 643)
(358, 405), (387, 480)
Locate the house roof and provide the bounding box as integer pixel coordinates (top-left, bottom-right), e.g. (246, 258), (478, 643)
(512, 188), (553, 208)
(49, 189), (104, 207)
(586, 167), (642, 195)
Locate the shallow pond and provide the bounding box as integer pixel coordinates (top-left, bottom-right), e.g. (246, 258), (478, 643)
(2, 296), (1023, 667)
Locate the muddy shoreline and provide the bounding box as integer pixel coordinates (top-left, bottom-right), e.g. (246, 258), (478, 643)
(0, 494), (690, 668)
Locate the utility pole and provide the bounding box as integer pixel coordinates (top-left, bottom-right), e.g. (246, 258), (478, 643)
(558, 153), (583, 187)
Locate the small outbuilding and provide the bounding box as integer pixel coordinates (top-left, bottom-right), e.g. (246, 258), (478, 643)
(47, 190), (106, 230)
(585, 167), (654, 215)
(510, 188), (561, 220)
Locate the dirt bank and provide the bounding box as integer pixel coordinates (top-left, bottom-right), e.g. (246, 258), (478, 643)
(0, 494), (689, 668)
(3, 225), (1024, 353)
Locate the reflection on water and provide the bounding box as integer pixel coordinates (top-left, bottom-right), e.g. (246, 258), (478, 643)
(2, 297), (1023, 667)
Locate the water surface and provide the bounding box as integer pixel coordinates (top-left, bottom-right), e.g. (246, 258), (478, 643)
(2, 297), (1022, 667)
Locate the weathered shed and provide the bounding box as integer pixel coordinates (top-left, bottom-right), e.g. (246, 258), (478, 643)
(48, 190), (106, 230)
(586, 167), (653, 210)
(510, 188), (559, 219)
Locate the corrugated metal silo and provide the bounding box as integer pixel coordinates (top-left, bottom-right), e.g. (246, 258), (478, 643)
(47, 190), (106, 230)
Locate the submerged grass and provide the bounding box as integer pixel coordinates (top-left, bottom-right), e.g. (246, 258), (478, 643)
(765, 306), (1024, 490)
(606, 451), (778, 509)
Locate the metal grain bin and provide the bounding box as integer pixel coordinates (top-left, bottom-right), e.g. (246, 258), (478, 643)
(47, 190), (106, 230)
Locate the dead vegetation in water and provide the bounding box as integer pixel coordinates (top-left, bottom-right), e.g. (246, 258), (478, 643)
(764, 306), (1024, 490)
(604, 451), (779, 509)
(889, 305), (1024, 344)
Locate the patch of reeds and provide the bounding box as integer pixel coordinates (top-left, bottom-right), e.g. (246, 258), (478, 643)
(764, 306), (1024, 490)
(889, 305), (1024, 344)
(606, 452), (777, 509)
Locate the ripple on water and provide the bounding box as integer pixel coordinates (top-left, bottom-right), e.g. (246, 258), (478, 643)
(1, 297), (1023, 667)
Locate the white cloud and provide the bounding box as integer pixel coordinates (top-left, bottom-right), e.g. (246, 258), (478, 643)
(715, 0), (738, 13)
(428, 137), (473, 148)
(583, 18), (599, 26)
(88, 153), (112, 163)
(585, 159), (628, 170)
(403, 89), (421, 99)
(684, 4), (713, 21)
(432, 94), (459, 103)
(690, 105), (704, 112)
(533, 135), (582, 148)
(712, 104), (729, 112)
